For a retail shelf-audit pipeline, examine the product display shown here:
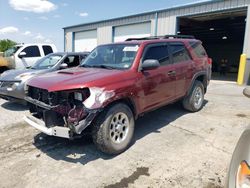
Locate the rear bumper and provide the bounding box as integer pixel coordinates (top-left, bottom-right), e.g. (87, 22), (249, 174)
(23, 115), (71, 138)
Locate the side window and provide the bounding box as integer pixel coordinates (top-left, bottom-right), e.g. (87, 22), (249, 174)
(21, 46), (41, 57)
(170, 43), (191, 64)
(42, 45), (53, 55)
(143, 45), (170, 66)
(80, 55), (87, 62)
(189, 41), (207, 58)
(64, 55), (80, 68)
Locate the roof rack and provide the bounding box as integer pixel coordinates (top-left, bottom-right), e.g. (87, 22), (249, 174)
(125, 35), (195, 41)
(163, 35), (195, 39)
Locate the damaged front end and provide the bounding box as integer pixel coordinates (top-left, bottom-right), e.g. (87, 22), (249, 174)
(24, 86), (114, 138)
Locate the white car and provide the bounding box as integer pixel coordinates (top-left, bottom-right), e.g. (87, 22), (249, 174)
(2, 43), (57, 70)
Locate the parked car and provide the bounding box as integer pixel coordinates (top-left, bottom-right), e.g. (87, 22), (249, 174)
(1, 43), (57, 70)
(24, 35), (212, 154)
(0, 52), (89, 102)
(226, 87), (250, 188)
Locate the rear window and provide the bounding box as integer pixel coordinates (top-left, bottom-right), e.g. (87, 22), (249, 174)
(189, 41), (207, 58)
(42, 45), (53, 55)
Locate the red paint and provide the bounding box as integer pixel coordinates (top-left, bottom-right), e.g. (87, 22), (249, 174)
(27, 39), (211, 117)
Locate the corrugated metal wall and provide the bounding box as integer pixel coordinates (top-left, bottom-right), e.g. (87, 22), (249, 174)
(97, 26), (113, 44)
(65, 32), (73, 52)
(156, 0), (249, 35)
(244, 6), (250, 55)
(64, 0), (250, 55)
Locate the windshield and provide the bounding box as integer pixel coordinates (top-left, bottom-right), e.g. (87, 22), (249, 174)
(32, 54), (62, 70)
(4, 46), (21, 57)
(80, 44), (139, 69)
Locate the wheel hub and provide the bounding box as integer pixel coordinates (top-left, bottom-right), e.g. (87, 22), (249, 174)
(109, 112), (129, 144)
(194, 87), (203, 108)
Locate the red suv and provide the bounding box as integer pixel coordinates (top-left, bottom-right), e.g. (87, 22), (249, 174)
(24, 35), (212, 154)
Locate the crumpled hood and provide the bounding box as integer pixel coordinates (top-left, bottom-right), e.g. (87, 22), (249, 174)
(27, 67), (125, 92)
(0, 69), (47, 81)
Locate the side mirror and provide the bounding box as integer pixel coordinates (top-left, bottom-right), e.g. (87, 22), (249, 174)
(18, 52), (26, 58)
(59, 63), (68, 69)
(141, 59), (160, 71)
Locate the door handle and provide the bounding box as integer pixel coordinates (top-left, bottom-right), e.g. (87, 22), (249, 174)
(168, 71), (176, 76)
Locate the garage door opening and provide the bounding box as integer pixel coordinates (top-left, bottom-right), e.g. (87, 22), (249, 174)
(178, 9), (247, 81)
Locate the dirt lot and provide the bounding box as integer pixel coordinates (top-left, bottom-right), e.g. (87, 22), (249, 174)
(0, 80), (249, 188)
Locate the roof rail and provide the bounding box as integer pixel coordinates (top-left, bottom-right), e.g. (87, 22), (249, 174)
(125, 36), (160, 41)
(163, 35), (195, 39)
(125, 35), (195, 41)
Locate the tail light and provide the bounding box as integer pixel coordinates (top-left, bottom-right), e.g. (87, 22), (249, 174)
(208, 58), (212, 65)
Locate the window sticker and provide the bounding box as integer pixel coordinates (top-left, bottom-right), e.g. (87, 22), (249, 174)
(123, 45), (139, 52)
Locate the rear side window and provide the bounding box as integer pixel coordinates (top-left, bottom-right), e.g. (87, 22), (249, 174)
(190, 41), (207, 58)
(170, 43), (191, 64)
(42, 45), (53, 55)
(143, 45), (170, 66)
(21, 46), (40, 57)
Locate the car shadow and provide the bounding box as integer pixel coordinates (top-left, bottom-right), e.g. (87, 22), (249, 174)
(33, 100), (208, 165)
(1, 101), (28, 111)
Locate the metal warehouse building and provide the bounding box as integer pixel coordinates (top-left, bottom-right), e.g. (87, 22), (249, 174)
(63, 0), (250, 83)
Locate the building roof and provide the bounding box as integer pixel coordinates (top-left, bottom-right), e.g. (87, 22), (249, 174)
(63, 0), (223, 30)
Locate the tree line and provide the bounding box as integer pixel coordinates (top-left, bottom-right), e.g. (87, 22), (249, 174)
(0, 39), (16, 52)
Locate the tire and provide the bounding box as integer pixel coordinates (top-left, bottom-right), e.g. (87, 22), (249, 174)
(92, 103), (135, 155)
(182, 80), (204, 112)
(0, 67), (8, 73)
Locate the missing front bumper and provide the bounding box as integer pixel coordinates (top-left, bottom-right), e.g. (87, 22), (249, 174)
(23, 115), (71, 138)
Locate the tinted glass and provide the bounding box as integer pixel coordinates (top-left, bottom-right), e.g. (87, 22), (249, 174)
(4, 46), (21, 57)
(32, 54), (62, 69)
(42, 45), (53, 55)
(21, 46), (40, 57)
(64, 55), (80, 68)
(81, 44), (139, 69)
(143, 45), (170, 65)
(170, 43), (191, 63)
(189, 41), (207, 58)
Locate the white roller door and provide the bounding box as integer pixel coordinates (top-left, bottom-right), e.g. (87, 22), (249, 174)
(113, 22), (151, 42)
(74, 30), (97, 52)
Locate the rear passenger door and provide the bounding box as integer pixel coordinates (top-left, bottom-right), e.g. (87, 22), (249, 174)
(139, 43), (176, 111)
(169, 42), (194, 98)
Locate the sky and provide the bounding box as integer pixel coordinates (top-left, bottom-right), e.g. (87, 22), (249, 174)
(0, 0), (205, 51)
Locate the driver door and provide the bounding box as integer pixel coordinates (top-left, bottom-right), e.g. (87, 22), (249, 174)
(137, 43), (176, 111)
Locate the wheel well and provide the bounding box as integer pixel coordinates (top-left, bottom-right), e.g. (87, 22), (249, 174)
(105, 98), (137, 118)
(196, 75), (207, 93)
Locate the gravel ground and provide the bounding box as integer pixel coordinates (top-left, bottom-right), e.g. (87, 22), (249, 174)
(0, 80), (249, 188)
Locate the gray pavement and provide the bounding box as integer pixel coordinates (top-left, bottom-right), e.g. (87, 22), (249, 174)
(0, 80), (249, 188)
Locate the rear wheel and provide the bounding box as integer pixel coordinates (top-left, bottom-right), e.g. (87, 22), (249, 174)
(182, 80), (204, 112)
(92, 103), (134, 155)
